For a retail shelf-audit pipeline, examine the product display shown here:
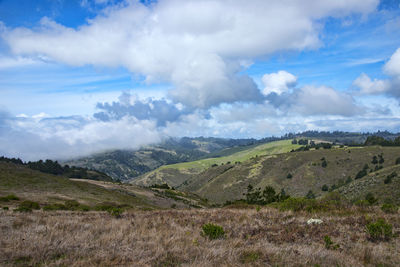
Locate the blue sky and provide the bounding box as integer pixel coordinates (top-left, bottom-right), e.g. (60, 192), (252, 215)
(0, 0), (400, 160)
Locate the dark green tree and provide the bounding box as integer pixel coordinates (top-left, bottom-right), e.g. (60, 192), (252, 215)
(262, 186), (276, 204)
(306, 190), (316, 199)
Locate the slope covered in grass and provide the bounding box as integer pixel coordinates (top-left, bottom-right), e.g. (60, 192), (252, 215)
(134, 143), (400, 204)
(133, 139), (301, 187)
(0, 161), (211, 210)
(0, 162), (155, 209)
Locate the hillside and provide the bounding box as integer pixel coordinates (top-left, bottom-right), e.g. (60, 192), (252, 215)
(64, 137), (259, 181)
(132, 139), (301, 187)
(133, 141), (400, 204)
(63, 132), (400, 182)
(0, 162), (207, 210)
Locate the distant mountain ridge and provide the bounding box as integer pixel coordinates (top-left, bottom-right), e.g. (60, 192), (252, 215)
(63, 137), (260, 181)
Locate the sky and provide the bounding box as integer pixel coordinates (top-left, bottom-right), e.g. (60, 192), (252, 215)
(0, 0), (400, 160)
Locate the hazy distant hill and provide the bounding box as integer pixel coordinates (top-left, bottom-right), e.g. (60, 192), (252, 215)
(64, 137), (260, 181)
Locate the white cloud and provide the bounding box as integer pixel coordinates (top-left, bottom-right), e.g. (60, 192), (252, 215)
(0, 114), (161, 160)
(293, 86), (360, 116)
(353, 73), (390, 94)
(353, 47), (400, 99)
(0, 56), (41, 69)
(384, 47), (400, 77)
(2, 0), (378, 108)
(262, 70), (297, 95)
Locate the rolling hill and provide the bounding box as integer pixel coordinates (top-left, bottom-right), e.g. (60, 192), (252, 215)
(64, 131), (400, 182)
(132, 139), (301, 187)
(0, 162), (208, 210)
(132, 140), (400, 204)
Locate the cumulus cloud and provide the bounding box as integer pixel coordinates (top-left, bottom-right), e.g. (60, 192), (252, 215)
(2, 0), (378, 108)
(94, 92), (186, 126)
(293, 86), (361, 116)
(262, 70), (297, 95)
(384, 47), (400, 77)
(266, 84), (361, 117)
(353, 47), (400, 99)
(352, 73), (390, 94)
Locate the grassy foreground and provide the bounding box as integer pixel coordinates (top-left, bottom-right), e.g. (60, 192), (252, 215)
(1, 207), (399, 267)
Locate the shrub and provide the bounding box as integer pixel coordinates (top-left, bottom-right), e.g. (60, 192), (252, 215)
(378, 154), (384, 164)
(239, 251), (261, 263)
(321, 184), (329, 191)
(366, 218), (393, 241)
(155, 253), (181, 267)
(286, 173), (293, 179)
(321, 160), (327, 168)
(365, 193), (378, 205)
(306, 190), (316, 199)
(108, 207), (123, 218)
(15, 201), (40, 212)
(384, 171), (397, 184)
(276, 197), (329, 213)
(94, 202), (120, 211)
(277, 198), (308, 212)
(381, 203), (398, 214)
(79, 205), (90, 211)
(324, 235), (339, 250)
(396, 157), (400, 165)
(355, 169), (367, 179)
(354, 199), (369, 208)
(201, 223), (225, 240)
(151, 183), (170, 189)
(0, 194), (19, 202)
(3, 207), (9, 210)
(65, 200), (80, 210)
(43, 203), (67, 211)
(384, 176), (392, 184)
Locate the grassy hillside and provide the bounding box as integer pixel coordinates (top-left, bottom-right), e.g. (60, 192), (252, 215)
(133, 139), (301, 186)
(133, 142), (400, 204)
(0, 162), (207, 210)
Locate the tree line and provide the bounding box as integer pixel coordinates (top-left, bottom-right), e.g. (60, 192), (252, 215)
(0, 156), (112, 181)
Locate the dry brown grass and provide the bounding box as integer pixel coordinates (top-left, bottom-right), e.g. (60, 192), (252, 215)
(1, 207), (399, 266)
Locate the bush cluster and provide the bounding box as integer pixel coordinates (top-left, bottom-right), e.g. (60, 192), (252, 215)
(381, 203), (398, 214)
(244, 185), (289, 205)
(384, 171), (397, 184)
(366, 218), (393, 241)
(275, 192), (346, 213)
(324, 235), (340, 250)
(0, 194), (19, 202)
(201, 223), (225, 240)
(43, 200), (90, 211)
(15, 201), (40, 212)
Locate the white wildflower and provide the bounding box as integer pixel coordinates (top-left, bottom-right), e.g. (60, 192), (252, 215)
(307, 218), (323, 225)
